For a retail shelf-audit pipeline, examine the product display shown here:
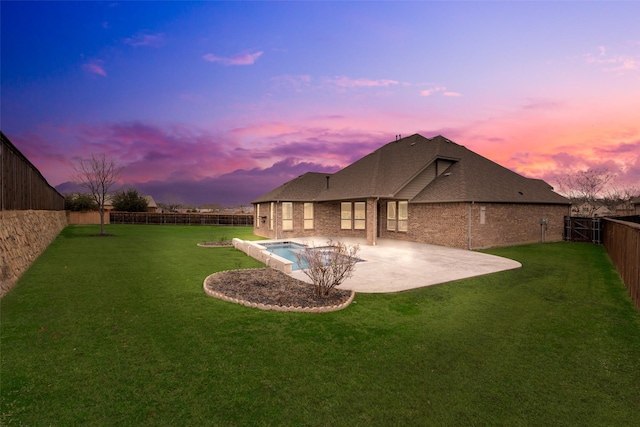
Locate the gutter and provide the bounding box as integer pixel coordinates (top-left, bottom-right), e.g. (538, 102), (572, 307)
(468, 201), (474, 250)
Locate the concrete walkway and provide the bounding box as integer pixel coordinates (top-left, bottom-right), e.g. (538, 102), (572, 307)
(287, 237), (522, 293)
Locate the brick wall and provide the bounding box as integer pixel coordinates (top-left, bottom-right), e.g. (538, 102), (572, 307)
(253, 201), (369, 240)
(0, 210), (67, 297)
(382, 201), (569, 249)
(254, 200), (569, 249)
(468, 203), (568, 249)
(381, 201), (469, 248)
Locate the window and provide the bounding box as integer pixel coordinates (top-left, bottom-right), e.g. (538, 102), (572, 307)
(341, 202), (352, 229)
(282, 202), (293, 230)
(354, 202), (366, 230)
(269, 202), (274, 230)
(341, 202), (366, 230)
(256, 204), (260, 228)
(398, 201), (408, 232)
(387, 201), (396, 231)
(388, 201), (408, 232)
(304, 203), (314, 229)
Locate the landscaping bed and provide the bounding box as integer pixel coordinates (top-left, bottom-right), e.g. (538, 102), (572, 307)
(204, 268), (354, 312)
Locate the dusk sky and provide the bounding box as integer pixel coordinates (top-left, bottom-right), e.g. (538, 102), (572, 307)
(2, 1), (639, 206)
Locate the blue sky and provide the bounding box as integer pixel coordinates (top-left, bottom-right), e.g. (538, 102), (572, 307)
(2, 1), (639, 206)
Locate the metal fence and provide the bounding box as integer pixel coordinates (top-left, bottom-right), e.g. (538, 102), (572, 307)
(564, 216), (602, 243)
(1, 132), (64, 211)
(603, 217), (640, 311)
(110, 211), (254, 226)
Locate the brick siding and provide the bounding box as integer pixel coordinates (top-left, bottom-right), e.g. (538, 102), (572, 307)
(254, 201), (569, 249)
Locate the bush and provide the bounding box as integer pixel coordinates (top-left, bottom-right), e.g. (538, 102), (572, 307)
(111, 188), (148, 212)
(295, 240), (360, 297)
(64, 193), (97, 212)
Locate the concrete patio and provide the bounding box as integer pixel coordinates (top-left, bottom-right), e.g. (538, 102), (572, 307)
(287, 237), (522, 293)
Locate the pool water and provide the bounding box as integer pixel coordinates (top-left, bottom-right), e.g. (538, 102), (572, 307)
(261, 242), (308, 270)
(261, 241), (362, 271)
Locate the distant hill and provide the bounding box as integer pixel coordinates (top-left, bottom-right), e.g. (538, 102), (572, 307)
(55, 181), (84, 194)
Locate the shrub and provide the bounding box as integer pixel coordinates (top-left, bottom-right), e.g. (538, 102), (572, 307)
(64, 193), (98, 212)
(112, 188), (148, 212)
(295, 240), (360, 297)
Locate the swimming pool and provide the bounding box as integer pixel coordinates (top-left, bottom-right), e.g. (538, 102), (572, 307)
(260, 241), (309, 270)
(260, 241), (362, 271)
(231, 238), (363, 274)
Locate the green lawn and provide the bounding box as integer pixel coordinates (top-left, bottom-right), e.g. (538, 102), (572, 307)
(2, 225), (639, 426)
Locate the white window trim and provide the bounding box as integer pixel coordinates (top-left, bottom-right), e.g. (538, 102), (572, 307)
(387, 201), (396, 231)
(388, 201), (408, 232)
(398, 201), (408, 232)
(269, 202), (274, 230)
(341, 202), (352, 230)
(282, 202), (293, 230)
(354, 201), (366, 230)
(304, 202), (314, 230)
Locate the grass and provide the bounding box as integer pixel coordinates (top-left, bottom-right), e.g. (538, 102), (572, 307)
(2, 225), (640, 426)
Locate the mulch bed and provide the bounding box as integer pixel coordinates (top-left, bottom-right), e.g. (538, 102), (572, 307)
(198, 241), (233, 247)
(204, 268), (353, 311)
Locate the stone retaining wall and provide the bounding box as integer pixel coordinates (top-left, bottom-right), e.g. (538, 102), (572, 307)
(0, 210), (68, 297)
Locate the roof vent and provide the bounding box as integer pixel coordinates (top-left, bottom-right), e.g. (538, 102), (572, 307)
(444, 173), (451, 177)
(518, 191), (524, 195)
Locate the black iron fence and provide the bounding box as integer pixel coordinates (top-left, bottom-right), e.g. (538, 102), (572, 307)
(110, 211), (254, 226)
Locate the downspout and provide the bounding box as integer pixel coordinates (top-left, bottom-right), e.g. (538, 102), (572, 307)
(468, 201), (474, 250)
(275, 200), (279, 240)
(373, 197), (379, 246)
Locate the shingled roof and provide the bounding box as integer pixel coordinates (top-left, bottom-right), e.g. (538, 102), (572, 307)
(252, 172), (330, 203)
(252, 134), (570, 205)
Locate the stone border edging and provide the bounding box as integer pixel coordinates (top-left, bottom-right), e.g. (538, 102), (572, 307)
(203, 270), (355, 313)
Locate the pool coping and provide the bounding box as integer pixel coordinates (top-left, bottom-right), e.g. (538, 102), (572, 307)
(232, 238), (296, 274)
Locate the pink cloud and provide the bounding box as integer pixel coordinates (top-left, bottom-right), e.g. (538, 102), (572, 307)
(419, 86), (461, 97)
(581, 45), (640, 72)
(133, 158), (338, 206)
(271, 74), (313, 92)
(419, 87), (445, 96)
(123, 32), (165, 48)
(203, 51), (263, 65)
(82, 61), (107, 77)
(324, 76), (400, 88)
(50, 121), (256, 185)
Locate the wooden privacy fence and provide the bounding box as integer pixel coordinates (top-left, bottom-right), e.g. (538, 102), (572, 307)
(1, 132), (64, 211)
(110, 212), (254, 226)
(602, 218), (640, 311)
(67, 211), (109, 225)
(564, 216), (602, 243)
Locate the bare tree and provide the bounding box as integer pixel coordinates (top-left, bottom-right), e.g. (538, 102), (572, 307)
(602, 185), (640, 216)
(556, 168), (615, 217)
(74, 154), (123, 235)
(295, 240), (360, 297)
(158, 196), (183, 213)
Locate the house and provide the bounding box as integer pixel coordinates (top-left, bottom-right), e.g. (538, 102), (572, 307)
(633, 197), (640, 215)
(571, 202), (612, 218)
(252, 134), (571, 250)
(197, 203), (224, 213)
(103, 194), (158, 213)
